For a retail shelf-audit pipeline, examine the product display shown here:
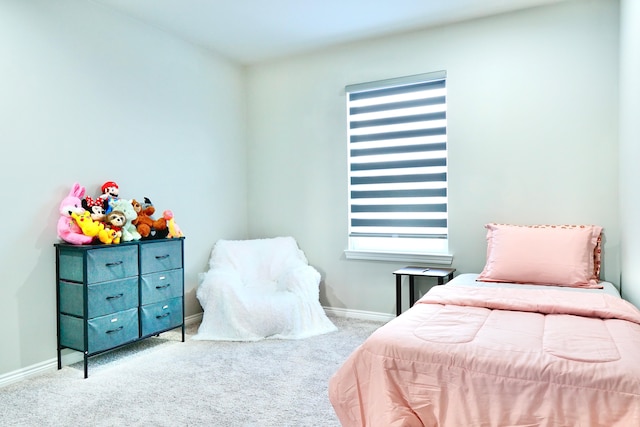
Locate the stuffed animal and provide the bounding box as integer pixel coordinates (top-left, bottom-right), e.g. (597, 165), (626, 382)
(71, 211), (105, 238)
(131, 197), (167, 239)
(99, 181), (119, 213)
(102, 210), (125, 244)
(109, 199), (141, 242)
(98, 227), (120, 245)
(82, 196), (108, 223)
(57, 183), (94, 245)
(163, 210), (184, 238)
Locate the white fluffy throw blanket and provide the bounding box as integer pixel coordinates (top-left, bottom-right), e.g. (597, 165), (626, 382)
(194, 237), (336, 341)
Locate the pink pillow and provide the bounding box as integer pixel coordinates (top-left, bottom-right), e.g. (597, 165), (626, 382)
(477, 223), (603, 289)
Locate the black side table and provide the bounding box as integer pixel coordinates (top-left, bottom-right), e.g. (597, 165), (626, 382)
(392, 266), (456, 316)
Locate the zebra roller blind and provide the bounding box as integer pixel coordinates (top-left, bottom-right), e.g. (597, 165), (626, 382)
(347, 71), (447, 239)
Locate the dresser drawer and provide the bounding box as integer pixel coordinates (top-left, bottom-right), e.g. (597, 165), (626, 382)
(140, 297), (183, 337)
(60, 308), (139, 354)
(140, 269), (183, 305)
(59, 277), (139, 318)
(140, 240), (183, 274)
(58, 245), (139, 284)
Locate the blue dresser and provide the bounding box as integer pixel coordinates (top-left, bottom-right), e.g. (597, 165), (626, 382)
(55, 238), (185, 378)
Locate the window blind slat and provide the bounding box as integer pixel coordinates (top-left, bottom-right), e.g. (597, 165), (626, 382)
(349, 96), (446, 116)
(352, 204), (447, 213)
(350, 188), (447, 199)
(351, 218), (447, 228)
(351, 173), (446, 185)
(350, 112), (446, 129)
(350, 143), (446, 157)
(350, 127), (446, 143)
(350, 232), (448, 239)
(349, 79), (445, 101)
(351, 158), (446, 172)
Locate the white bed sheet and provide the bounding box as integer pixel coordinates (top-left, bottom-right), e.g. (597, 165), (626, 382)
(448, 273), (621, 298)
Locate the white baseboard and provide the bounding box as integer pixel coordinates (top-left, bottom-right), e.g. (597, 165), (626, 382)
(188, 309), (392, 324)
(0, 349), (87, 389)
(0, 313), (204, 389)
(185, 312), (203, 325)
(0, 359), (50, 388)
(323, 306), (394, 322)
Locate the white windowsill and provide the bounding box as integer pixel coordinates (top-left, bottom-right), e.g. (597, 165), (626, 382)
(344, 249), (453, 265)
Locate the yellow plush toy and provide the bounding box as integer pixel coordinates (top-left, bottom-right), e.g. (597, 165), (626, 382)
(162, 210), (184, 238)
(98, 227), (120, 245)
(71, 211), (104, 238)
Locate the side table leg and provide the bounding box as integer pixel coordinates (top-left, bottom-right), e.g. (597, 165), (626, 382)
(395, 275), (402, 316)
(409, 276), (416, 307)
(84, 352), (88, 379)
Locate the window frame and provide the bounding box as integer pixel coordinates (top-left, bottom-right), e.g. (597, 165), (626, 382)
(344, 71), (452, 264)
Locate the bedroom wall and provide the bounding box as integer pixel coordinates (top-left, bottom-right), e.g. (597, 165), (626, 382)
(619, 0), (640, 306)
(245, 0), (621, 314)
(0, 0), (248, 377)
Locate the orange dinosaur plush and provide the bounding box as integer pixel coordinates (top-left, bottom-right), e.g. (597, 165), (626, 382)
(131, 198), (167, 238)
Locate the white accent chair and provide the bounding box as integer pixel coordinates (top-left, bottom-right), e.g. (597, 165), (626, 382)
(194, 237), (336, 341)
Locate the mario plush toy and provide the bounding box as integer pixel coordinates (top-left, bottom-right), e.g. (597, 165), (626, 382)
(99, 181), (119, 213)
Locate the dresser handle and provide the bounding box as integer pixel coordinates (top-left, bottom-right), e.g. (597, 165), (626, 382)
(156, 312), (170, 319)
(106, 293), (124, 300)
(155, 283), (171, 290)
(155, 254), (170, 260)
(106, 326), (124, 334)
(105, 261), (123, 267)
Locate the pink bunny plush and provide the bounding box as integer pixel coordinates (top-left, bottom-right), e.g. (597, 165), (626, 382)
(57, 182), (94, 245)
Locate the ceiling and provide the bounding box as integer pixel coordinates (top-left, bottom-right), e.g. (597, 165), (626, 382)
(91, 0), (568, 64)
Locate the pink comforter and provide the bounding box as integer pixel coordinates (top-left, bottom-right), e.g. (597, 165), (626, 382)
(329, 285), (640, 426)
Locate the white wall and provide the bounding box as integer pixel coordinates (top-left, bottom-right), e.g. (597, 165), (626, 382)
(0, 0), (248, 376)
(619, 0), (640, 305)
(245, 0), (621, 313)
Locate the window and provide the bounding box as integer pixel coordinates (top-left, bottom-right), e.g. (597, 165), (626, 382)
(345, 71), (450, 263)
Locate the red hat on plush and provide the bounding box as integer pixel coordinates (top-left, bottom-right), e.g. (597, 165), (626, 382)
(101, 181), (118, 193)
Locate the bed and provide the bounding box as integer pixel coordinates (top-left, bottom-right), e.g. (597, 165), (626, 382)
(329, 224), (640, 426)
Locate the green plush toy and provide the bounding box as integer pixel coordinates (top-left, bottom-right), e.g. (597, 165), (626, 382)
(109, 198), (142, 242)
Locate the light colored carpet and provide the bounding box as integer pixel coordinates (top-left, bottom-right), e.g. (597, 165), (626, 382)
(0, 316), (384, 427)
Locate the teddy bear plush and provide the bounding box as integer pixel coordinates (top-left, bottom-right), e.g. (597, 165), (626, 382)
(57, 183), (94, 245)
(109, 198), (141, 242)
(99, 210), (125, 244)
(131, 198), (168, 239)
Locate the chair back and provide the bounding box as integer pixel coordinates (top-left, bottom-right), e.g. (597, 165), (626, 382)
(209, 236), (308, 282)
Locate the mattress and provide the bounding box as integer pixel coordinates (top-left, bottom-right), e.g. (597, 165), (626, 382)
(448, 272), (621, 297)
(329, 275), (640, 426)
